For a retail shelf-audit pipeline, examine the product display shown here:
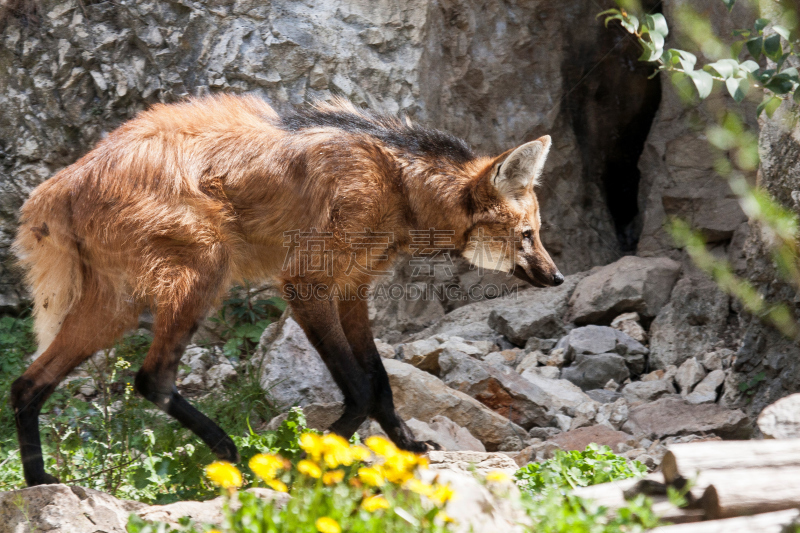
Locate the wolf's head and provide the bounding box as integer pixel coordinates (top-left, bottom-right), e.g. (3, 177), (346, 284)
(463, 135), (563, 287)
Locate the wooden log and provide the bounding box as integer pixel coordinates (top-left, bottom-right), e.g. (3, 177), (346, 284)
(662, 439), (800, 483)
(694, 467), (800, 519)
(650, 508), (800, 533)
(573, 476), (705, 524)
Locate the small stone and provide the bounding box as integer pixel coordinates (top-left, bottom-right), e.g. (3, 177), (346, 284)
(531, 440), (563, 461)
(516, 351), (540, 373)
(585, 389), (622, 404)
(519, 366), (560, 380)
(702, 349), (734, 371)
(561, 353), (630, 391)
(622, 380), (676, 404)
(538, 347), (566, 367)
(675, 358), (706, 396)
(550, 424), (633, 452)
(641, 369), (664, 381)
(634, 453), (656, 469)
(596, 398), (629, 430)
(205, 363), (237, 388)
(180, 372), (205, 389)
(528, 427), (562, 439)
(484, 349), (522, 368)
(610, 312), (647, 343)
(604, 379), (620, 391)
(397, 338), (443, 374)
(570, 401), (599, 430)
(685, 369), (725, 404)
(554, 413), (573, 432)
(374, 338), (396, 359)
(524, 337), (558, 353)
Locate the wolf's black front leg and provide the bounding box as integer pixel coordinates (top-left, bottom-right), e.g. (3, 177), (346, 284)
(289, 293), (373, 437)
(337, 297), (440, 452)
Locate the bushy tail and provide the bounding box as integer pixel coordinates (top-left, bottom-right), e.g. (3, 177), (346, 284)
(12, 183), (83, 357)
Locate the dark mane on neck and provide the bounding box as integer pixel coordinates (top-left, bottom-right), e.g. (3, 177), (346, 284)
(278, 104), (475, 164)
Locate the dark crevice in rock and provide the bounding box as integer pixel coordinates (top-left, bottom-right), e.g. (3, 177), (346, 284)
(563, 2), (663, 254)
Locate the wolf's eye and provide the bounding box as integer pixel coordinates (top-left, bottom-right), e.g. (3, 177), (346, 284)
(521, 230), (533, 241)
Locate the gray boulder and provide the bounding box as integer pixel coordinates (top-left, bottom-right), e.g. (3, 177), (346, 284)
(625, 396), (751, 440)
(487, 273), (585, 346)
(384, 358), (527, 451)
(559, 325), (648, 374)
(406, 415), (486, 452)
(648, 274), (730, 369)
(621, 380), (676, 404)
(439, 348), (591, 429)
(255, 316), (344, 408)
(561, 353), (630, 391)
(566, 256), (681, 324)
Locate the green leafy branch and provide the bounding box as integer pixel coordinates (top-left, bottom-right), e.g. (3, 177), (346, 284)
(598, 5), (799, 116)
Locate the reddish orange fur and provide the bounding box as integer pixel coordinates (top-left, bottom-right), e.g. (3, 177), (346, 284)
(15, 94), (552, 355)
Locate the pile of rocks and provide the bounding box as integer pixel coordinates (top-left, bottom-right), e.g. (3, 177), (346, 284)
(250, 255), (750, 472)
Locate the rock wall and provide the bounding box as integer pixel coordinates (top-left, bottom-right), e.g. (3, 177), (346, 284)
(0, 0), (665, 307)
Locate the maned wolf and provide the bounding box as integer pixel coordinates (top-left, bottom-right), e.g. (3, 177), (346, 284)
(11, 94), (563, 486)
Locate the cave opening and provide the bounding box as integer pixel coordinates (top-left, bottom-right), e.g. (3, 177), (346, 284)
(564, 3), (663, 254)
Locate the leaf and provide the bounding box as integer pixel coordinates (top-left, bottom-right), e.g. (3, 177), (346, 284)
(754, 18), (770, 33)
(675, 49), (697, 72)
(726, 76), (749, 102)
(645, 13), (669, 37)
(621, 14), (639, 34)
(746, 36), (763, 60)
(774, 25), (791, 41)
(764, 34), (783, 61)
(739, 60), (760, 73)
(708, 59), (739, 78)
(722, 0), (736, 11)
(757, 96), (782, 117)
(781, 67), (799, 82)
(765, 73), (796, 95)
(688, 70), (714, 99)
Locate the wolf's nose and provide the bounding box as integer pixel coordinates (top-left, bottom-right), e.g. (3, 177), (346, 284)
(553, 271), (564, 286)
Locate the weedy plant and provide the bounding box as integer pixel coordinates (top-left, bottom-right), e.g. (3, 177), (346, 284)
(516, 444), (658, 533)
(515, 444), (647, 493)
(128, 433), (458, 533)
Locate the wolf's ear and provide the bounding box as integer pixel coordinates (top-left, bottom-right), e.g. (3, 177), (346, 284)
(491, 135), (551, 197)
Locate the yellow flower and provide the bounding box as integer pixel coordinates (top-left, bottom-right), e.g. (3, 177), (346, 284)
(298, 459), (322, 479)
(358, 466), (385, 487)
(267, 479), (288, 492)
(416, 455), (429, 469)
(431, 483), (456, 505)
(382, 466), (412, 485)
(205, 461), (242, 489)
(322, 434), (353, 468)
(249, 453), (284, 481)
(383, 450), (417, 475)
(323, 469), (345, 485)
(405, 478), (434, 497)
(208, 530), (222, 533)
(438, 512), (456, 524)
(315, 516), (341, 533)
(351, 445), (372, 462)
(485, 470), (511, 483)
(300, 432), (325, 460)
(362, 495), (390, 512)
(365, 435), (398, 458)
